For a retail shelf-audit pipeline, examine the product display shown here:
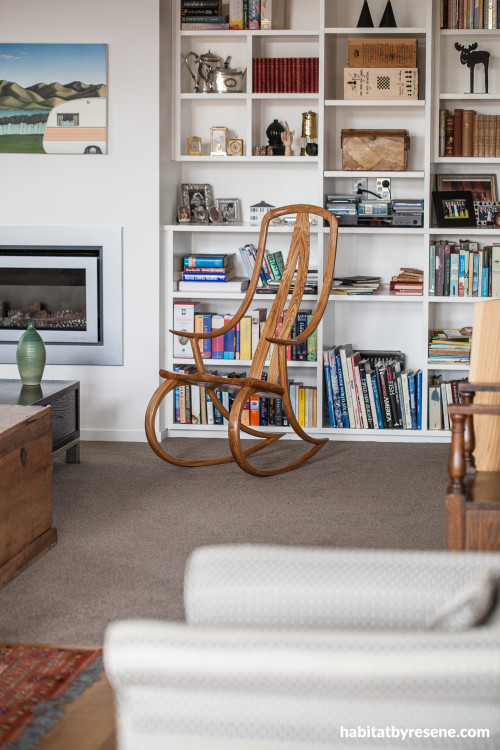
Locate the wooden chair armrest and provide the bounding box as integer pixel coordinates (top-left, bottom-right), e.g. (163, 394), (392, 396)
(448, 404), (500, 417)
(170, 323), (235, 340)
(458, 382), (500, 394)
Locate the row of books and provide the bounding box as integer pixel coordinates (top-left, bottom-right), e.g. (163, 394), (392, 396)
(177, 253), (249, 293)
(440, 110), (500, 158)
(429, 241), (500, 298)
(252, 58), (319, 94)
(173, 367), (317, 429)
(239, 244), (319, 295)
(323, 346), (423, 430)
(429, 375), (467, 430)
(173, 302), (318, 361)
(428, 328), (472, 365)
(440, 0), (500, 28)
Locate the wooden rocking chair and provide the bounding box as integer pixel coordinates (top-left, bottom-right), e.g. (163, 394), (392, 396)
(145, 204), (339, 476)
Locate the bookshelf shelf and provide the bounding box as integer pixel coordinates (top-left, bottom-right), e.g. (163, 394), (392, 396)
(164, 0), (475, 440)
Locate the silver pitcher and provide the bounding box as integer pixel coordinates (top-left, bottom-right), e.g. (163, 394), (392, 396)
(184, 49), (221, 93)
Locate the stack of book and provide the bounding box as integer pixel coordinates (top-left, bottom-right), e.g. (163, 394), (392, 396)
(390, 268), (423, 295)
(323, 345), (422, 430)
(440, 109), (500, 158)
(440, 0), (500, 29)
(331, 276), (381, 295)
(252, 58), (319, 93)
(428, 375), (467, 430)
(177, 254), (249, 293)
(428, 328), (472, 365)
(181, 0), (228, 30)
(429, 240), (499, 297)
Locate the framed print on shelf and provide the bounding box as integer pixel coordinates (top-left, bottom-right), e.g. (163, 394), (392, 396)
(436, 174), (498, 202)
(187, 136), (202, 156)
(216, 198), (241, 223)
(474, 200), (500, 226)
(432, 191), (477, 228)
(210, 126), (228, 156)
(182, 183), (214, 223)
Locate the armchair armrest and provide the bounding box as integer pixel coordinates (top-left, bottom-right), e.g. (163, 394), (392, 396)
(105, 619), (500, 749)
(184, 545), (500, 630)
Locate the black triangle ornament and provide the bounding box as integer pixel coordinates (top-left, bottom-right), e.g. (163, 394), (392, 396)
(357, 0), (374, 27)
(379, 0), (397, 27)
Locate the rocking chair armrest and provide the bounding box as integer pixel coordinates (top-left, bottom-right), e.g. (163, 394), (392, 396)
(170, 322), (236, 340)
(458, 382), (500, 394)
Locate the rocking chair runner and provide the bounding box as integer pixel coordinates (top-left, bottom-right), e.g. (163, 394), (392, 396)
(145, 204), (339, 476)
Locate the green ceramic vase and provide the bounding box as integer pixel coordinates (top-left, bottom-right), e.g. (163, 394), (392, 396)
(16, 322), (46, 386)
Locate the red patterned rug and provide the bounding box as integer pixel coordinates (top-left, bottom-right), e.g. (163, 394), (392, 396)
(0, 643), (103, 750)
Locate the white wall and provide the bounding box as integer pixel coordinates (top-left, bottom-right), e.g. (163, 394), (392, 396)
(0, 0), (161, 441)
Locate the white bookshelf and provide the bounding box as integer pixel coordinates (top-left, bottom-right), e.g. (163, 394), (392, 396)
(159, 0), (496, 442)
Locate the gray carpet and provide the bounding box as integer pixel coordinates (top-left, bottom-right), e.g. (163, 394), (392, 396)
(0, 438), (449, 645)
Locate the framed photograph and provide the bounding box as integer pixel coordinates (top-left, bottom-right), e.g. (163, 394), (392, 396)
(432, 191), (477, 228)
(436, 174), (498, 202)
(182, 183), (214, 223)
(474, 200), (500, 226)
(187, 136), (202, 156)
(210, 126), (228, 156)
(177, 205), (191, 223)
(216, 198), (241, 223)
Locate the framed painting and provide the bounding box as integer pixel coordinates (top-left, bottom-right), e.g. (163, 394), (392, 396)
(0, 43), (107, 154)
(216, 198), (241, 223)
(182, 183), (214, 223)
(432, 191), (477, 228)
(436, 174), (497, 202)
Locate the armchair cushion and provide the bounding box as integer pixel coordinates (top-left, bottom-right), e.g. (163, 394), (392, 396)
(426, 569), (498, 630)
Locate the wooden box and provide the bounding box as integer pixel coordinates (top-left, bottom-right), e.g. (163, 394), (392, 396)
(0, 404), (56, 588)
(347, 39), (418, 68)
(341, 129), (410, 171)
(344, 68), (418, 100)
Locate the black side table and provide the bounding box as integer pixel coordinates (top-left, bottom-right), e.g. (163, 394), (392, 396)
(0, 379), (80, 463)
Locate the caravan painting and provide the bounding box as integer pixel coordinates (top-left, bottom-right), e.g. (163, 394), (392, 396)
(0, 43), (107, 154)
(43, 98), (107, 154)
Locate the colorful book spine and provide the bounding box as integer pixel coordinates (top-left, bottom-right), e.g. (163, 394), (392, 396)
(429, 244), (436, 296)
(183, 255), (227, 268)
(223, 315), (235, 359)
(323, 351), (335, 428)
(328, 349), (343, 428)
(416, 369), (423, 430)
(211, 314), (225, 359)
(295, 310), (309, 360)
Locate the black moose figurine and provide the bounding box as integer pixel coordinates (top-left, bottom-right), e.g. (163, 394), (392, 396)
(455, 42), (490, 94)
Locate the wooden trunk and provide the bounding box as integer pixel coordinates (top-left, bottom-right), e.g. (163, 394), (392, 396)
(0, 404), (56, 588)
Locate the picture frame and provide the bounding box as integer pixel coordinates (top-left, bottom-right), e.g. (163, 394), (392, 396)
(177, 205), (191, 223)
(216, 198), (241, 223)
(436, 174), (498, 202)
(210, 126), (228, 156)
(187, 136), (202, 156)
(474, 200), (500, 226)
(432, 190), (477, 228)
(182, 183), (214, 223)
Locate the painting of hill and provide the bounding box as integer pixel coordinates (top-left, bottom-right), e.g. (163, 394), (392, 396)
(0, 44), (107, 153)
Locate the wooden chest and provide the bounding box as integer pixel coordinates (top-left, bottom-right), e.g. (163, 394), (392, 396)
(341, 129), (410, 171)
(0, 404), (56, 589)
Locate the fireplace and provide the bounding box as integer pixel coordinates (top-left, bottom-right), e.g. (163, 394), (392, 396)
(0, 227), (122, 365)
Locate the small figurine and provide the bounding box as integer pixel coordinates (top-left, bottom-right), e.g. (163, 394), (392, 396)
(253, 145), (261, 156)
(280, 121), (295, 156)
(455, 42), (490, 94)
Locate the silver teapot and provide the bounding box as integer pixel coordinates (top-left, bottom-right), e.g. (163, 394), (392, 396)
(184, 49), (221, 93)
(212, 56), (246, 93)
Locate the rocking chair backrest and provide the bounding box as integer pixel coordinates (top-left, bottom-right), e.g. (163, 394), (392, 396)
(248, 205), (338, 386)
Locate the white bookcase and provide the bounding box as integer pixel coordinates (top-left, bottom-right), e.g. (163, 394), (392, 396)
(159, 0), (498, 442)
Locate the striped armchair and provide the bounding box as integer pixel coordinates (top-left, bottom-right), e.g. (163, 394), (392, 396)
(105, 545), (500, 750)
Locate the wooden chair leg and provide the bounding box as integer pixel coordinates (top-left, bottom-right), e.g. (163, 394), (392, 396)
(145, 378), (283, 467)
(228, 388), (328, 477)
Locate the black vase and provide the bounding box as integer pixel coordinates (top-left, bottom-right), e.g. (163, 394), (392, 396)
(357, 0), (374, 27)
(379, 0), (397, 27)
(266, 119), (285, 156)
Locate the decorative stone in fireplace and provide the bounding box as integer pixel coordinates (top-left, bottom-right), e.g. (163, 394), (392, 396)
(0, 226), (122, 365)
